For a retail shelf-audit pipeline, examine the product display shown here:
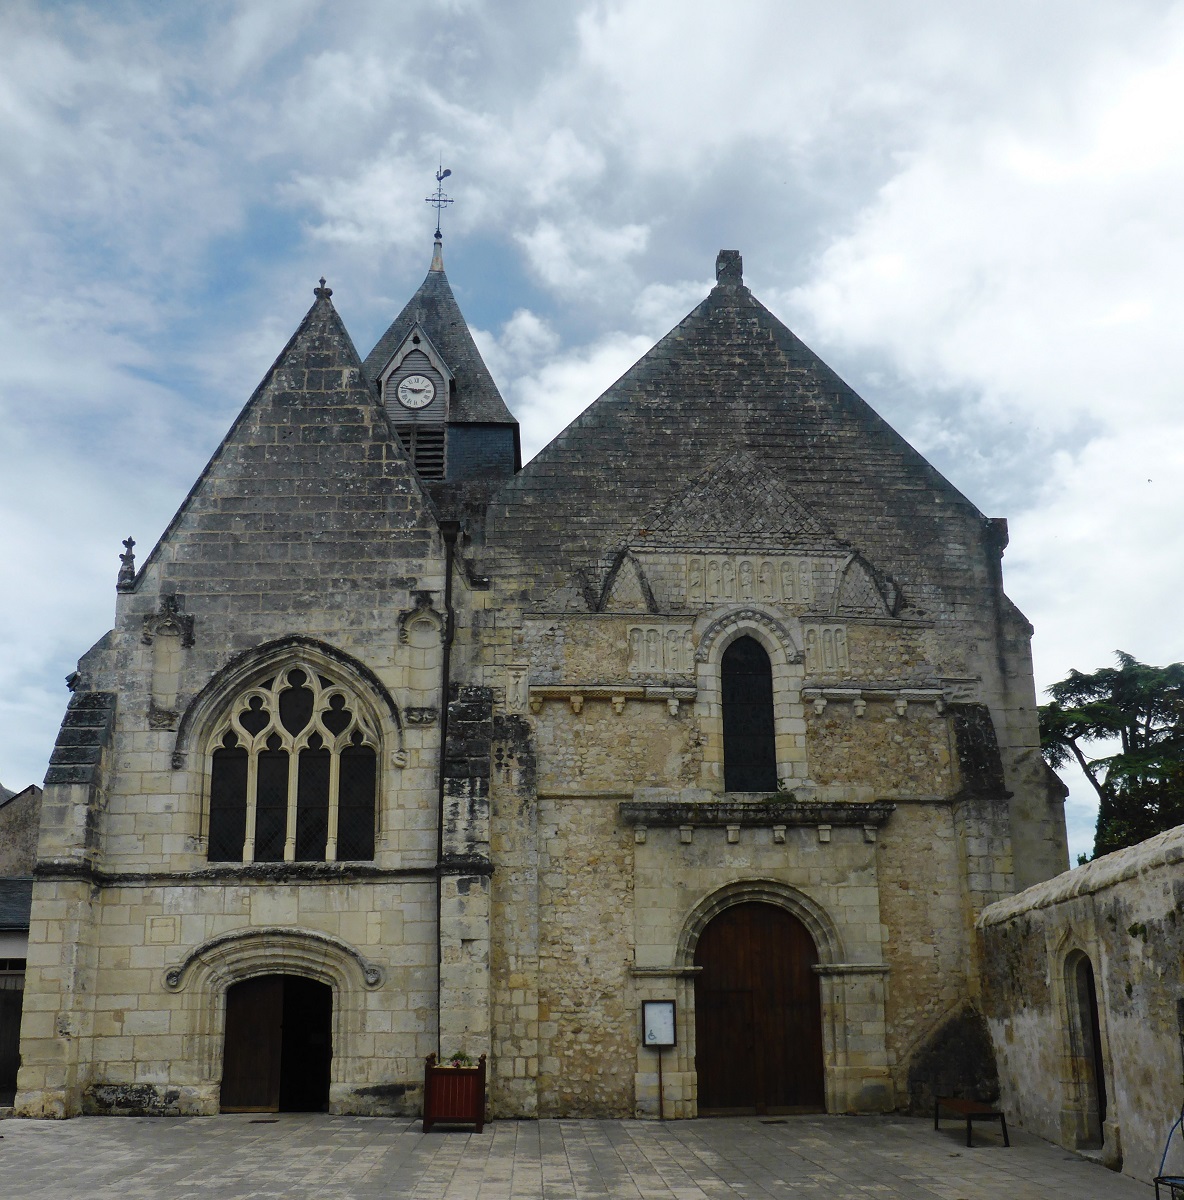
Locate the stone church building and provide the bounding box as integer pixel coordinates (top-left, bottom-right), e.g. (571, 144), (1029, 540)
(16, 242), (1068, 1120)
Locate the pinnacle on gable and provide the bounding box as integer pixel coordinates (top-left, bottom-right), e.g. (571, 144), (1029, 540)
(715, 250), (743, 287)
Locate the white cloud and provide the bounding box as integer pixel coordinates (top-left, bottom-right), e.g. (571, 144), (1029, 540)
(2, 0), (1184, 869)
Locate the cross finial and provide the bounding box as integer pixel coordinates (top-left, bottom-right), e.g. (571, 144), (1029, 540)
(117, 536), (137, 591)
(314, 276), (333, 299)
(426, 165), (454, 242)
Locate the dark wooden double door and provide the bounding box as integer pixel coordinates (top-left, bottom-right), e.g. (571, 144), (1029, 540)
(221, 975), (332, 1113)
(694, 902), (825, 1114)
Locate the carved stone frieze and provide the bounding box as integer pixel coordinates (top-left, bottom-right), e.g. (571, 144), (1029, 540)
(627, 624), (694, 675)
(619, 796), (896, 829)
(687, 553), (836, 608)
(803, 624), (850, 673)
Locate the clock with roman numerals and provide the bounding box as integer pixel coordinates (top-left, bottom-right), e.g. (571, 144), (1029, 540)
(395, 374), (436, 409)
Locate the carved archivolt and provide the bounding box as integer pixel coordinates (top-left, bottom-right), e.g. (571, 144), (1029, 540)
(164, 925), (384, 992)
(695, 607), (802, 665)
(161, 925), (383, 1086)
(676, 879), (845, 967)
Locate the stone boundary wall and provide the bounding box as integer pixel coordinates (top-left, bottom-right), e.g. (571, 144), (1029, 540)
(978, 824), (1184, 1184)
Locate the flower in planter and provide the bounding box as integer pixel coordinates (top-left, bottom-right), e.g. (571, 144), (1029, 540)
(445, 1051), (474, 1069)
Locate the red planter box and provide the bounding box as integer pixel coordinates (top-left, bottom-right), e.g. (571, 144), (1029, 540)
(422, 1053), (487, 1132)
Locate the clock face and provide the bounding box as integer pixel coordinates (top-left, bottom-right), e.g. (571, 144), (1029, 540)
(395, 373), (436, 409)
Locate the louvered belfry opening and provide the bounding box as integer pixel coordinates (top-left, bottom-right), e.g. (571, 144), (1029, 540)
(722, 635), (778, 791)
(207, 666), (379, 863)
(394, 425), (446, 478)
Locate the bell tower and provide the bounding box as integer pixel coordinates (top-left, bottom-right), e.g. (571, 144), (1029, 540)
(363, 171), (520, 483)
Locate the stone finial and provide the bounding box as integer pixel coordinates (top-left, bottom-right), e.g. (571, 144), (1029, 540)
(430, 238), (444, 273)
(117, 536), (136, 591)
(314, 277), (333, 299)
(715, 250), (743, 287)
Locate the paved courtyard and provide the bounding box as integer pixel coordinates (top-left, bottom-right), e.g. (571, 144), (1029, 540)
(0, 1112), (1154, 1199)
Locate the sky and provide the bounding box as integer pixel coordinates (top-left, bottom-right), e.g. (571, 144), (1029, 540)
(3, 0), (1183, 863)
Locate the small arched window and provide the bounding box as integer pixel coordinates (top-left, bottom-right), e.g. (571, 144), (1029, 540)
(207, 666), (379, 863)
(722, 635), (778, 792)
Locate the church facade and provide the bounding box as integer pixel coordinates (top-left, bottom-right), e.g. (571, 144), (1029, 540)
(16, 244), (1068, 1120)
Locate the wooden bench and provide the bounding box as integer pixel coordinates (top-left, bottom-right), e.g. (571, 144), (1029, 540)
(934, 1096), (1009, 1147)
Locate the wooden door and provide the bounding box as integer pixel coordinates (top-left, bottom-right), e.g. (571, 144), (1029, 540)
(694, 902), (825, 1114)
(221, 976), (283, 1112)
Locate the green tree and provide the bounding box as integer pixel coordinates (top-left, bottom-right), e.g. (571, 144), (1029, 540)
(1040, 651), (1184, 859)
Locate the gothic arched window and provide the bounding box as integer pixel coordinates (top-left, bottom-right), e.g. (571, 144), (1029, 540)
(722, 636), (778, 792)
(207, 666), (379, 863)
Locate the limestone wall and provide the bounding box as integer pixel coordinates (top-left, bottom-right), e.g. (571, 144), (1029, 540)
(979, 825), (1184, 1184)
(18, 876), (437, 1117)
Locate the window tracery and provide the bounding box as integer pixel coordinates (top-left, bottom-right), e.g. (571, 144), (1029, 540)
(206, 665), (379, 863)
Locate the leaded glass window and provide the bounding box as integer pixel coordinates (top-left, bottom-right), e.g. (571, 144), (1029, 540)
(207, 666), (379, 863)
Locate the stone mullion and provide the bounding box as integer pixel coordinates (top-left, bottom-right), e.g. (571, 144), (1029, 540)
(283, 741), (299, 862)
(242, 752), (259, 862)
(325, 747), (341, 862)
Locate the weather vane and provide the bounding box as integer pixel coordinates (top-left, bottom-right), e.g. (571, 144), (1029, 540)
(425, 165), (453, 240)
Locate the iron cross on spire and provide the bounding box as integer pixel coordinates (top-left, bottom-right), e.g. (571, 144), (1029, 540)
(426, 166), (453, 240)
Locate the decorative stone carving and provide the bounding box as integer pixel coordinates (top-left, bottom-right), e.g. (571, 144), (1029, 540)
(619, 797), (895, 829)
(802, 687), (945, 717)
(116, 536), (136, 591)
(141, 594), (196, 648)
(528, 684), (695, 716)
(142, 595), (195, 715)
(803, 624), (849, 674)
(147, 703), (179, 731)
(695, 607), (802, 665)
(398, 591), (444, 645)
(505, 664), (529, 714)
(628, 624), (694, 674)
(688, 553), (828, 607)
(405, 707), (438, 726)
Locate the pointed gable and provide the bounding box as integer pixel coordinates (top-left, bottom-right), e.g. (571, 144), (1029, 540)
(486, 250), (988, 602)
(140, 284), (439, 605)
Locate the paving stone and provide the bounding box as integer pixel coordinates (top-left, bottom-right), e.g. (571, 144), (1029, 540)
(0, 1114), (1153, 1199)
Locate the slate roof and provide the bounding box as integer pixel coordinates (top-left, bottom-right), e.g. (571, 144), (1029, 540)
(363, 248), (516, 426)
(483, 253), (994, 606)
(0, 878), (33, 932)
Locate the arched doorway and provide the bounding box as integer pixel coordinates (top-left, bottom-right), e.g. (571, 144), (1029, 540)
(694, 901), (825, 1114)
(1066, 952), (1107, 1147)
(722, 636), (777, 791)
(221, 974), (332, 1112)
